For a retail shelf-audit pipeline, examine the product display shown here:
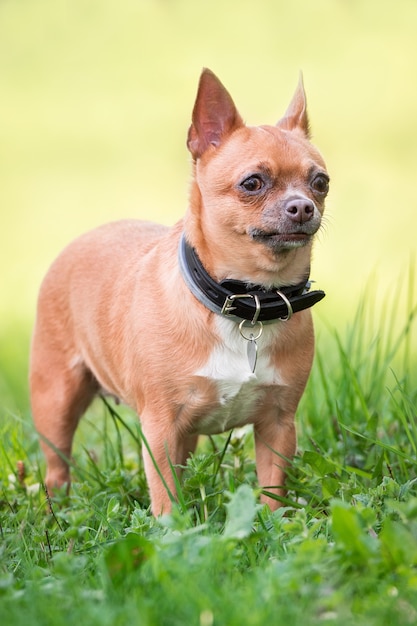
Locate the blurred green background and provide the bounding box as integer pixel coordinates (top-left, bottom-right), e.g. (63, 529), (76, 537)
(1, 0), (416, 408)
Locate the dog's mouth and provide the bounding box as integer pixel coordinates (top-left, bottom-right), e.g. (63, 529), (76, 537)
(249, 229), (312, 249)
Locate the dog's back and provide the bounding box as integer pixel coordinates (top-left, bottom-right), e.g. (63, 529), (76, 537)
(30, 220), (169, 481)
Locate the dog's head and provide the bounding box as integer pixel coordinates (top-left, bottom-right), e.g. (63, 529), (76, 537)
(185, 69), (329, 288)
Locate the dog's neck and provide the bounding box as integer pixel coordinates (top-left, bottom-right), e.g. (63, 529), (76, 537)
(178, 233), (325, 324)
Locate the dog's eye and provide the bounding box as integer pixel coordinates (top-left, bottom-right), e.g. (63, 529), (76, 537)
(240, 175), (264, 193)
(311, 174), (329, 195)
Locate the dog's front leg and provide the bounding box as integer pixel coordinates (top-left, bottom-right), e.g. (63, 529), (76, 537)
(141, 418), (198, 516)
(254, 414), (296, 510)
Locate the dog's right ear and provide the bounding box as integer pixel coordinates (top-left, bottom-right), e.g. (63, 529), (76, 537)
(187, 69), (244, 160)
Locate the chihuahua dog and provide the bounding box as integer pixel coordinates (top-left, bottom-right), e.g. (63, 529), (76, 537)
(30, 69), (329, 515)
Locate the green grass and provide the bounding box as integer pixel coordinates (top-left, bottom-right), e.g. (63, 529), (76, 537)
(1, 282), (416, 626)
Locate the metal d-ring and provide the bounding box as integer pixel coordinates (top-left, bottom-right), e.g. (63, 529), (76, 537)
(239, 319), (263, 341)
(250, 294), (261, 325)
(276, 290), (293, 321)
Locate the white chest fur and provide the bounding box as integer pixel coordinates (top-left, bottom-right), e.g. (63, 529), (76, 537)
(194, 317), (283, 435)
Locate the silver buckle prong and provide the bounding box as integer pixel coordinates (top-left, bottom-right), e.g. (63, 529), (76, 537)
(221, 293), (261, 325)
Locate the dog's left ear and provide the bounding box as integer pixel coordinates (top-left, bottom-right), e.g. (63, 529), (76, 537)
(277, 75), (310, 138)
(187, 68), (244, 160)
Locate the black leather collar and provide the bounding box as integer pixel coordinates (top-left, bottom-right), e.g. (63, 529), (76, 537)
(178, 234), (325, 323)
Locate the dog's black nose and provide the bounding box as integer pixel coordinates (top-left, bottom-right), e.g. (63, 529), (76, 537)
(284, 197), (315, 224)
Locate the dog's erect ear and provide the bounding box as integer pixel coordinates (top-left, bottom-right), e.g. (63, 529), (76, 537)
(187, 69), (244, 159)
(276, 74), (310, 137)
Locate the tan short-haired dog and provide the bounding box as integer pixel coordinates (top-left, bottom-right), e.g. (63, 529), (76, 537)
(30, 69), (329, 515)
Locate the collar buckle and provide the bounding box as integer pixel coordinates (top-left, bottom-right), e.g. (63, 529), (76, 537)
(221, 293), (261, 325)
